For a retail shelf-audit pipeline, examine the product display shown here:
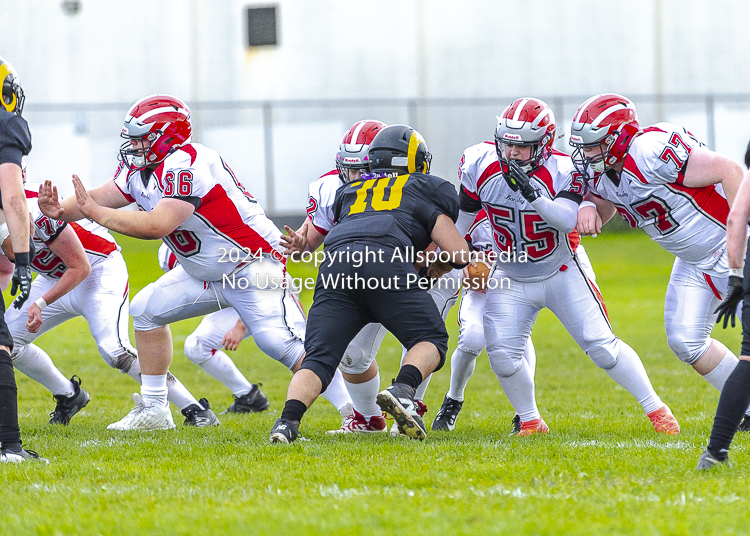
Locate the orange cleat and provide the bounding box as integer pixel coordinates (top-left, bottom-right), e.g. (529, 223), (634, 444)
(517, 417), (549, 437)
(648, 405), (680, 435)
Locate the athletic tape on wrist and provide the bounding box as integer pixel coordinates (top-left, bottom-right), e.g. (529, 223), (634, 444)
(34, 297), (47, 311)
(729, 268), (744, 278)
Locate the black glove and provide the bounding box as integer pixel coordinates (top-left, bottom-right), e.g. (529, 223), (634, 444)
(715, 275), (744, 329)
(506, 160), (540, 202)
(10, 251), (33, 309)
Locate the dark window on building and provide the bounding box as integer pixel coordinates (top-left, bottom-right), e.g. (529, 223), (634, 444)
(246, 6), (278, 47)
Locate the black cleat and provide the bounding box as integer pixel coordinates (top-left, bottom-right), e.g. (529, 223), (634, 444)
(269, 418), (300, 444)
(182, 398), (221, 427)
(739, 415), (750, 432)
(509, 414), (521, 436)
(221, 384), (270, 414)
(376, 382), (426, 440)
(49, 375), (90, 425)
(432, 395), (464, 431)
(696, 449), (729, 471)
(1, 445), (49, 464)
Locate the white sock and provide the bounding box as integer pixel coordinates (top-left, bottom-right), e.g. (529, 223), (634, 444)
(321, 368), (354, 417)
(13, 344), (74, 397)
(604, 341), (663, 414)
(195, 350), (253, 397)
(703, 349), (740, 391)
(702, 349), (750, 415)
(493, 358), (539, 422)
(523, 337), (537, 376)
(447, 348), (478, 401)
(345, 372), (381, 418)
(125, 356), (142, 382)
(141, 374), (169, 408)
(415, 373), (432, 401)
(166, 373), (201, 410)
(398, 345), (432, 402)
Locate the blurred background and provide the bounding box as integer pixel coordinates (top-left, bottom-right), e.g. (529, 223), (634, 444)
(2, 0), (750, 225)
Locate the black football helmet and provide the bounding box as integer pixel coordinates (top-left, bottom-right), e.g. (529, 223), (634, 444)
(0, 57), (25, 116)
(368, 125), (432, 174)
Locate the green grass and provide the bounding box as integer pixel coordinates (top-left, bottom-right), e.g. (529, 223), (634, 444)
(2, 232), (749, 536)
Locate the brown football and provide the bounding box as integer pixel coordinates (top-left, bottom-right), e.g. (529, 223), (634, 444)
(465, 260), (492, 290)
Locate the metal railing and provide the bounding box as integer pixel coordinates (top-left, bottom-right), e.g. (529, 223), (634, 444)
(24, 93), (750, 219)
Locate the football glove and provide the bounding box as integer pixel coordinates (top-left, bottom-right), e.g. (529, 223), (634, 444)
(11, 250), (33, 309)
(715, 275), (744, 329)
(506, 160), (540, 202)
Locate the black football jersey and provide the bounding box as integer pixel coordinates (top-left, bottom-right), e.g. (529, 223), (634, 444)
(0, 109), (32, 168)
(326, 172), (459, 253)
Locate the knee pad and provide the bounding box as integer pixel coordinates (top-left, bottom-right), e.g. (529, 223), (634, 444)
(457, 325), (485, 356)
(9, 344), (23, 361)
(183, 333), (214, 365)
(666, 329), (710, 365)
(130, 284), (163, 332)
(487, 348), (524, 378)
(99, 344), (138, 373)
(586, 338), (620, 370)
(252, 326), (304, 370)
(340, 341), (377, 375)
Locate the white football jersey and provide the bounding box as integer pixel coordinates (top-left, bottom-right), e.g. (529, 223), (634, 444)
(460, 142), (584, 282)
(26, 192), (119, 280)
(588, 123), (728, 272)
(113, 143), (285, 281)
(306, 169), (342, 236)
(465, 209), (494, 257)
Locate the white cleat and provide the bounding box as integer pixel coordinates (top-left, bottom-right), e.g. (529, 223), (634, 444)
(107, 393), (176, 431)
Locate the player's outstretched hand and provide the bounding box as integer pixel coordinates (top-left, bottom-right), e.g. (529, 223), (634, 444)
(281, 223), (308, 258)
(715, 275), (744, 329)
(38, 180), (64, 219)
(72, 175), (101, 220)
(577, 205), (602, 237)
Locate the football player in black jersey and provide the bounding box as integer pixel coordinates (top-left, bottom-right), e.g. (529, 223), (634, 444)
(0, 56), (45, 463)
(270, 125), (471, 443)
(698, 143), (750, 469)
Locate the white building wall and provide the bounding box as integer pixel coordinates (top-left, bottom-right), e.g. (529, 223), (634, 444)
(2, 0), (749, 213)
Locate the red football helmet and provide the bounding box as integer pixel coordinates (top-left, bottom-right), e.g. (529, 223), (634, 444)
(335, 120), (387, 182)
(119, 94), (192, 169)
(495, 98), (556, 173)
(569, 93), (639, 177)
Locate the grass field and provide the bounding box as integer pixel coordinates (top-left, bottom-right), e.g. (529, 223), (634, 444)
(1, 231), (748, 536)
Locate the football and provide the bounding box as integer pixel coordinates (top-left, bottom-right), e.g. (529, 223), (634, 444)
(465, 259), (492, 290)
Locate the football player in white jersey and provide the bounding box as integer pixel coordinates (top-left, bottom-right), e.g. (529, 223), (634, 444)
(157, 242), (271, 414)
(282, 120), (462, 434)
(1, 194), (217, 427)
(458, 97), (679, 436)
(570, 94), (747, 425)
(38, 94), (352, 431)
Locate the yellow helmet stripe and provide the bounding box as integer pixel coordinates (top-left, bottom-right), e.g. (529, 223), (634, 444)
(407, 131), (423, 173)
(0, 62), (17, 112)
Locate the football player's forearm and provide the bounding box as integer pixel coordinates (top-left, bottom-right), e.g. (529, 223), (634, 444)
(95, 207), (170, 240)
(0, 167), (30, 252)
(431, 215), (471, 266)
(456, 210), (477, 237)
(41, 266), (89, 305)
(726, 172), (750, 268)
(530, 196), (578, 233)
